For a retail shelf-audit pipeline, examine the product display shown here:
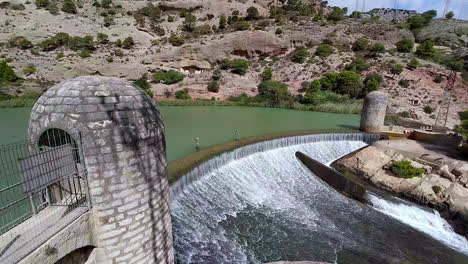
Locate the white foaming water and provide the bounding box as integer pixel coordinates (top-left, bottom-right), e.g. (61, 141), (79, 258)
(368, 193), (468, 255)
(170, 133), (468, 263)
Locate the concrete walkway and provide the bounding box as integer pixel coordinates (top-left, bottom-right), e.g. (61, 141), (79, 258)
(0, 205), (88, 263)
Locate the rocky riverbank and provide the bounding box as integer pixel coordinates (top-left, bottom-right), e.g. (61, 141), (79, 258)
(333, 140), (468, 237)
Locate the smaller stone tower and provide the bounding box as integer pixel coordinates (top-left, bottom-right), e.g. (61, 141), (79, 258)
(28, 76), (174, 264)
(360, 91), (387, 133)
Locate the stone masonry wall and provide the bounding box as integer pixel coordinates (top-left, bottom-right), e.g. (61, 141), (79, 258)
(28, 76), (174, 264)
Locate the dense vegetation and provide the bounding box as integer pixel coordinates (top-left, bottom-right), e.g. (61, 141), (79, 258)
(390, 160), (425, 178)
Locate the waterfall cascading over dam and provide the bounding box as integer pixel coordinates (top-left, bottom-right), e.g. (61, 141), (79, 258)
(170, 133), (468, 264)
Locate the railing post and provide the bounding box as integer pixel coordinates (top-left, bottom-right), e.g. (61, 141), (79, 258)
(77, 132), (92, 209)
(29, 194), (36, 215)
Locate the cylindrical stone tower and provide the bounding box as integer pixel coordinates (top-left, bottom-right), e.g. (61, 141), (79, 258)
(360, 91), (387, 133)
(28, 76), (174, 264)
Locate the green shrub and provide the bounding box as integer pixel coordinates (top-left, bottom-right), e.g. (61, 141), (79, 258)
(122, 37), (135, 49)
(193, 25), (212, 35)
(444, 59), (463, 71)
(370, 43), (385, 53)
(327, 6), (346, 21)
(219, 15), (227, 29)
(390, 160), (425, 178)
(315, 44), (333, 57)
(78, 50), (91, 58)
(261, 67), (273, 81)
(220, 59), (250, 75)
(97, 33), (109, 44)
(207, 80), (220, 93)
(138, 3), (161, 21)
(183, 14), (197, 32)
(362, 78), (380, 96)
(168, 34), (185, 46)
(416, 39), (436, 58)
(56, 53), (65, 60)
(0, 60), (18, 83)
(365, 73), (384, 84)
(212, 69), (222, 81)
(257, 80), (290, 107)
(433, 75), (444, 83)
(399, 111), (411, 118)
(101, 0), (112, 9)
(302, 89), (349, 105)
(291, 48), (309, 63)
(335, 71), (363, 98)
(319, 72), (338, 90)
(232, 21), (251, 31)
(133, 79), (150, 90)
(22, 64), (36, 76)
(153, 70), (185, 84)
(114, 49), (124, 57)
(106, 57), (113, 62)
(445, 11), (454, 19)
(390, 64), (404, 76)
(350, 11), (362, 18)
(396, 39), (414, 53)
(275, 28), (283, 35)
(35, 0), (49, 8)
(175, 88), (191, 100)
(17, 38), (32, 50)
(352, 38), (369, 51)
(423, 105), (434, 114)
(345, 58), (369, 73)
(104, 16), (114, 27)
(399, 79), (410, 88)
(407, 57), (419, 70)
(61, 0), (77, 14)
(246, 6), (260, 20)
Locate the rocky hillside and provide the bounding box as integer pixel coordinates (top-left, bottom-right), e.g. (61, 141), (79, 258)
(0, 0), (467, 128)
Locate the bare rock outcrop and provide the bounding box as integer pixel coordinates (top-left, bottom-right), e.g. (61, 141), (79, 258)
(155, 31), (289, 67)
(334, 145), (468, 224)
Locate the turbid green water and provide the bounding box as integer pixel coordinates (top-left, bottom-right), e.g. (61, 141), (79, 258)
(0, 106), (360, 161)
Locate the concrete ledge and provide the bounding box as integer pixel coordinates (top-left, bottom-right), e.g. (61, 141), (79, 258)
(167, 129), (360, 184)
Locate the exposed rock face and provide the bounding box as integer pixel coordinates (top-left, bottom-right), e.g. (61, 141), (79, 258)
(334, 144), (468, 225)
(156, 31), (289, 66)
(362, 8), (418, 22)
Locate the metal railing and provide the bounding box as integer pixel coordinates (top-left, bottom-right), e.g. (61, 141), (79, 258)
(0, 130), (90, 263)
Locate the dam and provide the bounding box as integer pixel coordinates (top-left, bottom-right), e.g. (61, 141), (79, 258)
(170, 133), (468, 263)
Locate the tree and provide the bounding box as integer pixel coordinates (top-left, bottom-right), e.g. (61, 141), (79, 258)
(261, 67), (272, 81)
(291, 48), (309, 63)
(153, 70), (185, 84)
(391, 64), (404, 76)
(219, 15), (227, 29)
(221, 59), (250, 75)
(334, 71), (363, 98)
(0, 60), (18, 83)
(319, 72), (339, 90)
(407, 57), (419, 70)
(246, 6), (260, 20)
(327, 6), (346, 21)
(232, 21), (250, 31)
(407, 15), (427, 30)
(183, 14), (197, 32)
(315, 44), (333, 57)
(416, 39), (436, 58)
(422, 10), (437, 21)
(352, 38), (369, 51)
(61, 0), (77, 14)
(364, 73), (383, 85)
(446, 11), (454, 19)
(257, 80), (290, 107)
(396, 39), (414, 53)
(362, 78), (380, 97)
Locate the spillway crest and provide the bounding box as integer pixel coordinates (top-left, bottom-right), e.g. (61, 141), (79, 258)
(170, 133), (468, 264)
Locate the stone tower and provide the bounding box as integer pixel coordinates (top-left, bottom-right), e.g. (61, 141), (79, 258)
(360, 91), (387, 133)
(28, 76), (174, 264)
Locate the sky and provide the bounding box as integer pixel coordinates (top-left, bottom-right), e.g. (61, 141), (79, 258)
(327, 0), (468, 20)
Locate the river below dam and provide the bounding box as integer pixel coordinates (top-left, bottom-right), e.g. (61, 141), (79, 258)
(0, 106), (359, 161)
(171, 134), (468, 264)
